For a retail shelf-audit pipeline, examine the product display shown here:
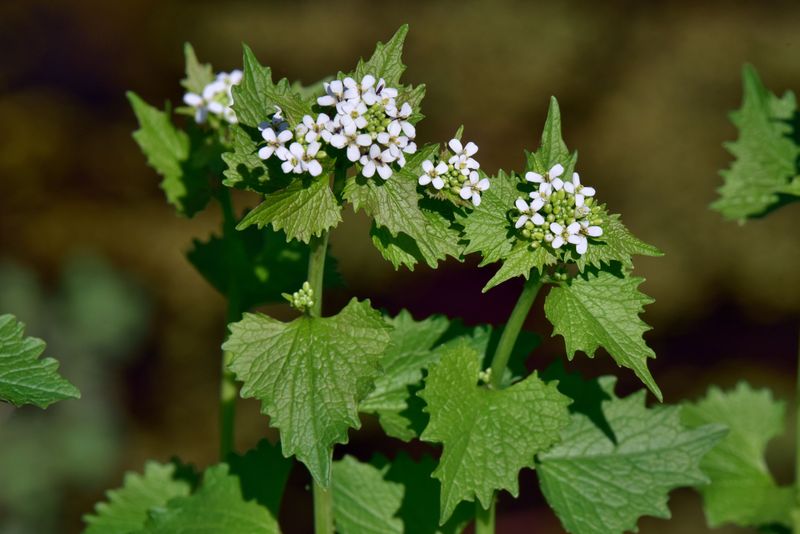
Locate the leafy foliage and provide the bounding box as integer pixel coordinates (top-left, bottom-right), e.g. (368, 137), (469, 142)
(345, 145), (461, 269)
(0, 313), (80, 408)
(419, 341), (571, 522)
(575, 211), (662, 272)
(331, 454), (472, 534)
(181, 43), (214, 95)
(538, 377), (725, 534)
(187, 223), (339, 310)
(140, 464), (279, 534)
(127, 93), (215, 217)
(223, 299), (391, 486)
(682, 383), (793, 529)
(544, 271), (662, 400)
(84, 462), (191, 534)
(227, 439), (294, 520)
(712, 64), (800, 219)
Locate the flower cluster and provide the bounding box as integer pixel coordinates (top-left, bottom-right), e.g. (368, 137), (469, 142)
(255, 75), (417, 180)
(282, 281), (315, 313)
(183, 70), (243, 125)
(513, 163), (603, 255)
(418, 138), (489, 206)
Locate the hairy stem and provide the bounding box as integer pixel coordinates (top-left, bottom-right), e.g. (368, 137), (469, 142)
(479, 273), (544, 530)
(218, 188), (242, 460)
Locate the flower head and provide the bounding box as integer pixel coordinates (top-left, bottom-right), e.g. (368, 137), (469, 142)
(419, 160), (449, 190)
(183, 70), (242, 125)
(459, 171), (490, 207)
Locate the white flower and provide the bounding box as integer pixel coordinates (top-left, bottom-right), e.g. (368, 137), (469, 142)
(529, 184), (553, 205)
(320, 114), (342, 143)
(183, 92), (208, 123)
(302, 113), (330, 143)
(343, 75), (375, 101)
(360, 144), (396, 180)
(330, 121), (372, 162)
(419, 160), (448, 190)
(526, 163), (565, 191)
(448, 139), (480, 175)
(550, 221), (579, 249)
(281, 143), (304, 174)
(376, 121), (410, 158)
(386, 102), (416, 138)
(337, 100), (368, 129)
(563, 172), (596, 207)
(300, 141), (323, 177)
(258, 128), (293, 160)
(459, 171), (490, 206)
(317, 79), (346, 107)
(363, 78), (398, 107)
(514, 198), (545, 228)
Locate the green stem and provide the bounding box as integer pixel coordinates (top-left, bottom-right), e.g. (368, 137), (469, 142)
(475, 501), (496, 534)
(308, 228), (332, 533)
(795, 324), (800, 505)
(218, 188), (242, 460)
(479, 273), (544, 531)
(489, 274), (544, 389)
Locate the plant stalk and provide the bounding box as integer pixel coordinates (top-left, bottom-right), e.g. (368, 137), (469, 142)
(479, 273), (544, 531)
(795, 325), (800, 505)
(218, 188), (242, 460)
(307, 228), (333, 533)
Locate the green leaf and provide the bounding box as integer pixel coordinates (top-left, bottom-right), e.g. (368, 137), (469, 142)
(525, 96), (578, 178)
(544, 271), (662, 400)
(331, 454), (473, 534)
(227, 439), (294, 520)
(84, 462), (191, 534)
(0, 313), (79, 408)
(459, 169), (518, 266)
(140, 464), (278, 534)
(237, 176), (342, 243)
(538, 377), (725, 534)
(181, 43), (214, 94)
(127, 92), (212, 217)
(345, 145), (460, 268)
(222, 124), (270, 193)
(482, 243), (556, 293)
(187, 223), (339, 310)
(351, 25), (425, 117)
(419, 341), (571, 522)
(223, 299), (391, 486)
(682, 383), (793, 529)
(332, 455), (404, 534)
(576, 211), (663, 272)
(712, 64), (800, 219)
(232, 44), (312, 128)
(359, 310), (450, 441)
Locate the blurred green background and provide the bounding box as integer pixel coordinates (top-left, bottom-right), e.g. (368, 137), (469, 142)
(2, 0), (800, 532)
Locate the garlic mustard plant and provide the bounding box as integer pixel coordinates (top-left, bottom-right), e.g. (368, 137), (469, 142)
(79, 25), (731, 534)
(683, 64), (800, 533)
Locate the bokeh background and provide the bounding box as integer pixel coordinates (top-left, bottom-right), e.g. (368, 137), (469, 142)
(2, 1), (800, 532)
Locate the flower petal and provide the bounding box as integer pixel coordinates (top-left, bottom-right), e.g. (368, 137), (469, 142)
(525, 172), (543, 183)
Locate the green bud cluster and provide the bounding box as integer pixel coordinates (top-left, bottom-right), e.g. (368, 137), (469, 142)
(444, 163), (467, 195)
(364, 104), (391, 138)
(517, 189), (602, 253)
(477, 368), (493, 385)
(282, 281), (315, 312)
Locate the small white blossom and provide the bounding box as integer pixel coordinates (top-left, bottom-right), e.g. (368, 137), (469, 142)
(459, 171), (490, 206)
(343, 75), (376, 101)
(526, 164), (565, 191)
(301, 113), (331, 143)
(386, 102), (416, 138)
(317, 79), (347, 107)
(301, 141), (323, 177)
(363, 78), (398, 107)
(448, 139), (480, 175)
(549, 221), (579, 250)
(376, 121), (410, 158)
(258, 128), (293, 160)
(360, 144), (396, 180)
(563, 172), (596, 207)
(337, 100), (368, 129)
(330, 121), (372, 162)
(281, 143), (304, 174)
(419, 160), (448, 190)
(514, 198), (545, 228)
(183, 70), (242, 125)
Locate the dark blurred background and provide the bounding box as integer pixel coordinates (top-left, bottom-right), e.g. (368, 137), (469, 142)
(2, 1), (800, 532)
